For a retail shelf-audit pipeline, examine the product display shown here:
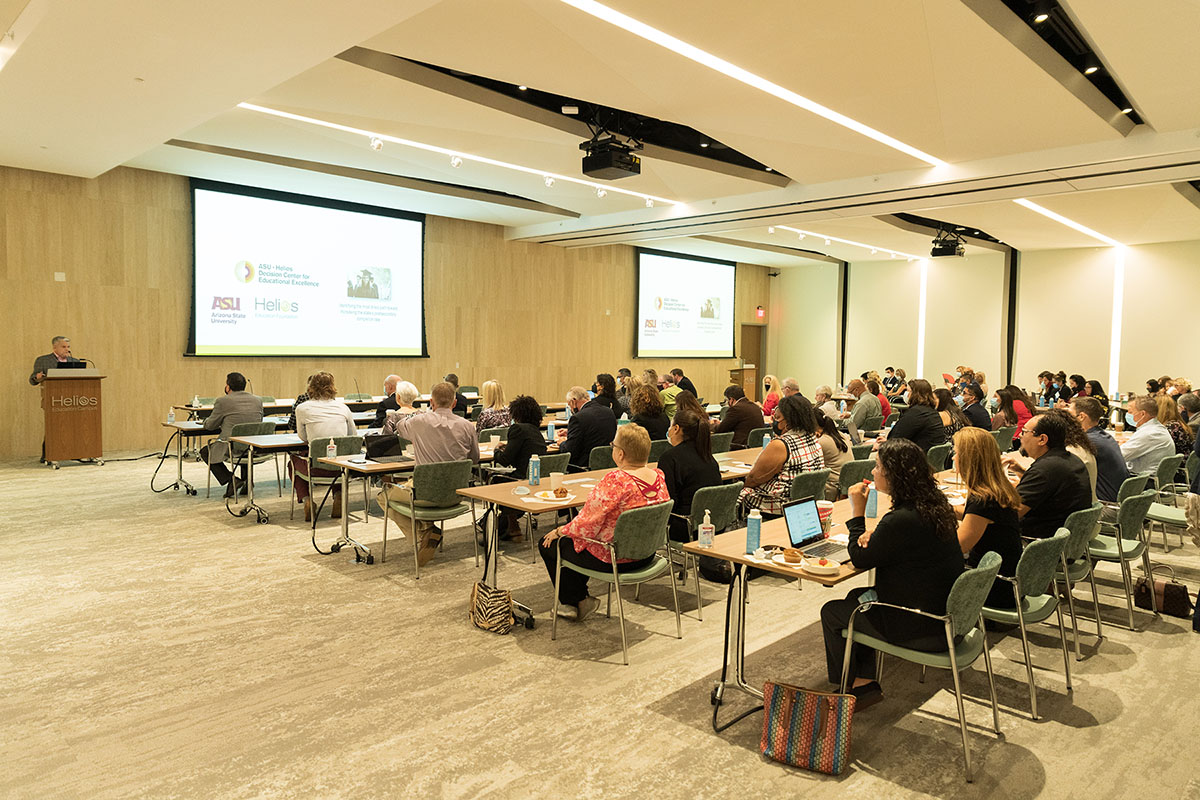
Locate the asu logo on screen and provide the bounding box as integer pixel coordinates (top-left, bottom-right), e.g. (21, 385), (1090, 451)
(644, 319), (656, 329)
(211, 297), (241, 310)
(234, 260), (255, 283)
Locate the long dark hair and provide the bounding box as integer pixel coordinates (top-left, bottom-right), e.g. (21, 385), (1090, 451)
(934, 388), (970, 428)
(877, 438), (957, 542)
(595, 373), (617, 400)
(672, 407), (713, 460)
(995, 389), (1017, 425)
(815, 411), (848, 453)
(1044, 408), (1094, 454)
(1004, 384), (1036, 416)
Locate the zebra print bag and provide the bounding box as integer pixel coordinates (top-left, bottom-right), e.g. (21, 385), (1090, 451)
(470, 580), (514, 634)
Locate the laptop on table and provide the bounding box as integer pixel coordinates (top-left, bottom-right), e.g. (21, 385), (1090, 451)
(782, 497), (850, 562)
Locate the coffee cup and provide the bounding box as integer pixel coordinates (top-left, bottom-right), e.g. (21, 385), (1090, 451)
(550, 472), (564, 490)
(489, 435), (501, 448)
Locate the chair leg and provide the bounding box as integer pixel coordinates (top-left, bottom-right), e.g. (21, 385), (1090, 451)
(551, 551), (562, 641)
(1140, 549), (1159, 617)
(979, 613), (1001, 734)
(612, 563), (629, 665)
(667, 559), (682, 639)
(470, 504), (479, 567)
(918, 665), (927, 684)
(206, 466), (212, 499)
(1119, 559), (1135, 630)
(381, 503), (389, 563)
(1014, 605), (1038, 720)
(411, 508), (421, 580)
(1059, 561), (1081, 661)
(838, 631), (855, 694)
(945, 625), (974, 783)
(634, 584), (641, 601)
(525, 513), (537, 562)
(275, 455), (283, 498)
(1055, 603), (1073, 692)
(1086, 561), (1104, 642)
(606, 586), (612, 618)
(691, 553), (703, 622)
(875, 651), (884, 684)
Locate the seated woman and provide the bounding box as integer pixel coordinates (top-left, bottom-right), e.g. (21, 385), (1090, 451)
(475, 379), (512, 432)
(1083, 379), (1111, 427)
(934, 387), (970, 469)
(292, 371), (356, 521)
(658, 407), (722, 542)
(617, 375), (641, 417)
(1001, 384), (1036, 445)
(815, 410), (854, 500)
(1157, 395), (1195, 455)
(952, 427), (1022, 609)
(630, 383), (670, 440)
(990, 388), (1017, 433)
(739, 394), (823, 518)
(381, 381), (420, 434)
(591, 373), (620, 414)
(819, 438), (965, 708)
(761, 374), (782, 416)
(490, 394), (547, 540)
(538, 424), (669, 621)
(886, 379), (946, 453)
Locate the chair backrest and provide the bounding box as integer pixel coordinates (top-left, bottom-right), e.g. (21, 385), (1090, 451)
(1016, 529), (1070, 598)
(412, 459), (473, 506)
(837, 459), (874, 494)
(648, 439), (673, 463)
(1117, 489), (1156, 541)
(308, 435), (362, 460)
(611, 500), (675, 561)
(946, 550), (1003, 638)
(885, 411), (899, 427)
(460, 385), (479, 395)
(1116, 472), (1151, 503)
(1154, 453), (1185, 488)
(539, 452), (571, 475)
(746, 426), (772, 449)
(478, 426), (508, 443)
(990, 429), (1010, 452)
(851, 442), (874, 460)
(711, 431), (735, 453)
(589, 445), (616, 470)
(228, 421), (276, 459)
(1061, 503), (1103, 561)
(198, 397), (215, 406)
(999, 425), (1017, 443)
(1187, 452), (1200, 484)
(860, 415), (883, 433)
(468, 404), (483, 421)
(345, 393), (372, 402)
(688, 481), (743, 533)
(790, 469), (831, 503)
(257, 395), (276, 403)
(926, 442), (951, 473)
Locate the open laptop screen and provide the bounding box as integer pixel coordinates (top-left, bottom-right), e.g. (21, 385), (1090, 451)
(782, 497), (825, 548)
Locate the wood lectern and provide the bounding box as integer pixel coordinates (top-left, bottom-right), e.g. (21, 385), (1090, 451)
(729, 365), (757, 401)
(42, 369), (105, 467)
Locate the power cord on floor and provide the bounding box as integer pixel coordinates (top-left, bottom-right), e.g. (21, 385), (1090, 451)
(149, 431), (181, 493)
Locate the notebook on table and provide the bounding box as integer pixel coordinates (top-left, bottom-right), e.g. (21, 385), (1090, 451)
(782, 497), (850, 562)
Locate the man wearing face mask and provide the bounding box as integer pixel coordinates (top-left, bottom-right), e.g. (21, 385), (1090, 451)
(1003, 413), (1092, 539)
(1120, 395), (1175, 474)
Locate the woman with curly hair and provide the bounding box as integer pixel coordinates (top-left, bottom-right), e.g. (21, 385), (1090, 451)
(820, 438), (965, 708)
(630, 382), (670, 440)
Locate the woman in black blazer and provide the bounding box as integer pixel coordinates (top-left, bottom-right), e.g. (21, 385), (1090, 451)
(820, 437), (966, 708)
(492, 394), (547, 539)
(591, 373), (620, 414)
(657, 407), (722, 542)
(886, 378), (947, 453)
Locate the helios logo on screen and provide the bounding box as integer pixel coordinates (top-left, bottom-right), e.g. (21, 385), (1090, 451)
(234, 260), (255, 283)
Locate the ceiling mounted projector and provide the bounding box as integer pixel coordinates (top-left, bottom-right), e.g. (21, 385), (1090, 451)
(580, 135), (641, 180)
(931, 228), (966, 257)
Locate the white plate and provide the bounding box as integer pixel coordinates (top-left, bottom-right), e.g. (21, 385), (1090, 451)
(534, 490), (575, 502)
(770, 553), (805, 568)
(801, 559), (841, 576)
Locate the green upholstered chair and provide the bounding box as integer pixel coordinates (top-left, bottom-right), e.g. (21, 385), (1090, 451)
(839, 551), (1003, 783)
(836, 459), (874, 497)
(468, 404), (483, 422)
(515, 452), (573, 560)
(648, 439), (673, 463)
(885, 411), (899, 427)
(667, 482), (743, 621)
(926, 442), (951, 473)
(1088, 489), (1157, 630)
(207, 421), (281, 499)
(860, 415), (884, 435)
(851, 442), (875, 460)
(294, 435), (363, 524)
(789, 469), (831, 504)
(460, 385), (479, 395)
(1145, 453), (1186, 551)
(1053, 503), (1105, 659)
(380, 459), (476, 578)
(1146, 502), (1188, 552)
(478, 426), (509, 443)
(710, 431), (735, 453)
(1150, 453), (1184, 501)
(552, 500), (679, 665)
(990, 429), (1010, 452)
(197, 397), (216, 406)
(745, 427), (772, 450)
(983, 529), (1072, 720)
(588, 446), (616, 471)
(1098, 473), (1152, 535)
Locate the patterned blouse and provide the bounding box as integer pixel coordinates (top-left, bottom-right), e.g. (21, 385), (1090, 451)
(740, 430), (824, 515)
(1165, 420), (1195, 455)
(476, 406), (512, 433)
(561, 468), (670, 563)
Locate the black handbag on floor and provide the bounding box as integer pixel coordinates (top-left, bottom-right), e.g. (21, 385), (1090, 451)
(1134, 565), (1194, 618)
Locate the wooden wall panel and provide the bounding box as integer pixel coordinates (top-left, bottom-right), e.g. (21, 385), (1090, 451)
(0, 165), (771, 461)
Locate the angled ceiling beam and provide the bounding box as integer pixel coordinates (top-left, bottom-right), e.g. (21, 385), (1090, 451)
(335, 45), (790, 188)
(1172, 180), (1200, 213)
(164, 139), (581, 217)
(876, 214), (1012, 253)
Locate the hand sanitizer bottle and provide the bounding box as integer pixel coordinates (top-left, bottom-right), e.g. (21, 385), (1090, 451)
(745, 509), (762, 554)
(193, 394), (200, 407)
(698, 510), (715, 548)
(326, 440), (337, 460)
(166, 407), (175, 424)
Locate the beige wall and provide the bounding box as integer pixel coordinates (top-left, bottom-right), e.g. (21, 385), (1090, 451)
(1, 165), (770, 461)
(844, 260), (920, 383)
(924, 252), (1005, 392)
(766, 262), (840, 395)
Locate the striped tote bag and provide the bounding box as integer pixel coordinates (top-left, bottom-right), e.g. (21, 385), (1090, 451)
(760, 681), (855, 774)
(469, 581), (513, 634)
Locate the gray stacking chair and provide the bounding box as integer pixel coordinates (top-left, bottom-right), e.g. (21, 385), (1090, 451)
(1053, 503), (1105, 659)
(789, 469), (831, 504)
(710, 431), (735, 453)
(667, 482), (743, 620)
(1088, 490), (1158, 630)
(379, 459), (476, 578)
(836, 459), (874, 498)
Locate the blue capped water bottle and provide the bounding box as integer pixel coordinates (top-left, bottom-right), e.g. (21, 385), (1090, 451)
(745, 509), (762, 554)
(546, 421), (555, 440)
(528, 453), (540, 486)
(865, 484), (878, 518)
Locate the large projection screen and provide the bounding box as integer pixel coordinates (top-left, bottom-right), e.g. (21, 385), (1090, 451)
(636, 249), (736, 358)
(189, 180), (426, 357)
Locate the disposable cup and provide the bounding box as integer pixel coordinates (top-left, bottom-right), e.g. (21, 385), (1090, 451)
(490, 435), (501, 448)
(550, 472), (564, 490)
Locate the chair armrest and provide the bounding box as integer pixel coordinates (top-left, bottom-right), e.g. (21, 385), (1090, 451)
(850, 599), (948, 624)
(569, 533), (613, 549)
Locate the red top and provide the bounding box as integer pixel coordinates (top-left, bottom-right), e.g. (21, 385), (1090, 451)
(877, 393), (891, 420)
(561, 468), (669, 563)
(1013, 402), (1033, 441)
(762, 392), (781, 415)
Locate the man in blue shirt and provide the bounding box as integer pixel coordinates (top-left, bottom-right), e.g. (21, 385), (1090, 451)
(1071, 396), (1130, 503)
(1121, 396), (1175, 474)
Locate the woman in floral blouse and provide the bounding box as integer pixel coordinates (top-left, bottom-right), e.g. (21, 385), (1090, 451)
(476, 380), (512, 432)
(1157, 395), (1195, 455)
(739, 394), (824, 517)
(539, 423), (669, 622)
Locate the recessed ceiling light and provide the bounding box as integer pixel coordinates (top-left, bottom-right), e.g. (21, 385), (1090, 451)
(557, 0), (947, 168)
(699, 142), (709, 148)
(797, 233), (805, 240)
(1121, 107), (1133, 114)
(1013, 198), (1123, 247)
(765, 167), (773, 172)
(824, 238), (831, 246)
(449, 155), (463, 168)
(596, 188), (608, 198)
(518, 85), (528, 91)
(645, 198), (654, 208)
(1084, 66), (1098, 75)
(1034, 13), (1049, 22)
(562, 105), (579, 115)
(767, 226), (775, 234)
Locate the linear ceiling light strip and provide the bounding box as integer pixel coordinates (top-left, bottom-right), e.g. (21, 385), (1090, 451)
(776, 225), (923, 260)
(558, 0), (947, 168)
(237, 103), (680, 206)
(1011, 198), (1123, 246)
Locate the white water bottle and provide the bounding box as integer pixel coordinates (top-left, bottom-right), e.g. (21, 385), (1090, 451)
(166, 407), (175, 424)
(193, 394), (200, 407)
(528, 453), (541, 485)
(745, 509), (762, 554)
(326, 440), (337, 460)
(698, 509), (715, 548)
(546, 422), (555, 440)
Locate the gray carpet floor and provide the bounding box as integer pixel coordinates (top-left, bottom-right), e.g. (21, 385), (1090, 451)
(2, 453), (1198, 799)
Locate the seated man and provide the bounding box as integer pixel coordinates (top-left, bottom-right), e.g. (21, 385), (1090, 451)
(1004, 413), (1092, 539)
(960, 382), (992, 429)
(1120, 395), (1175, 474)
(200, 371), (264, 498)
(659, 373), (682, 417)
(781, 377), (803, 399)
(377, 382), (480, 565)
(711, 385), (765, 448)
(442, 372), (471, 417)
(813, 385), (839, 419)
(372, 374), (402, 427)
(840, 379), (882, 432)
(557, 385), (618, 470)
(881, 366), (901, 397)
(1071, 395), (1130, 503)
(669, 368), (697, 398)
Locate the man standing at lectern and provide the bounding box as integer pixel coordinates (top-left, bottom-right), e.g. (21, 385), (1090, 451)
(29, 335), (81, 385)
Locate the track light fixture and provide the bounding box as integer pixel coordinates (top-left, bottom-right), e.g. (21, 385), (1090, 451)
(449, 155), (463, 168)
(369, 137), (383, 151)
(596, 188), (608, 198)
(645, 198), (654, 208)
(544, 175), (555, 187)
